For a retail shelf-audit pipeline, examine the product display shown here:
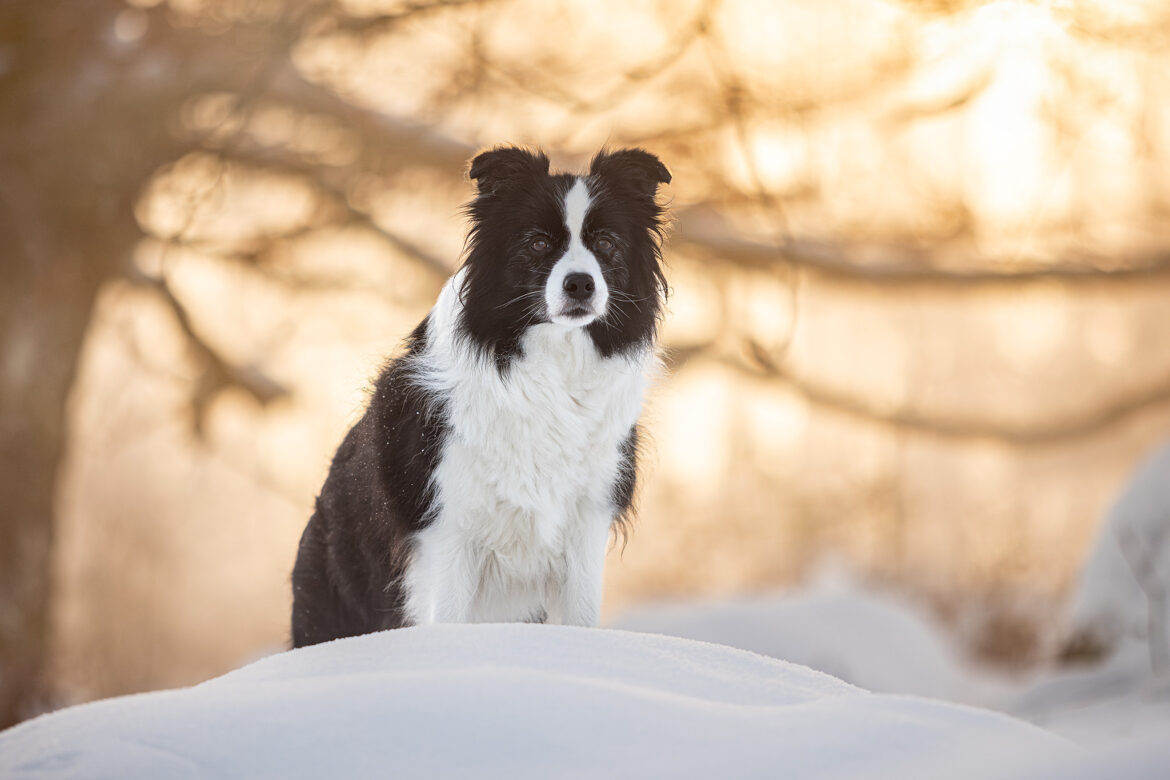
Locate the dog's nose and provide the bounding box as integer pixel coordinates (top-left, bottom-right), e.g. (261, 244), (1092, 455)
(563, 273), (595, 302)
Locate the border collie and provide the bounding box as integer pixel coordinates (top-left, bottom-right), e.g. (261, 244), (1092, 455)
(291, 146), (671, 646)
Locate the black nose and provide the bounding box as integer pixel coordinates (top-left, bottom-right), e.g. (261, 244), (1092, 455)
(563, 273), (595, 302)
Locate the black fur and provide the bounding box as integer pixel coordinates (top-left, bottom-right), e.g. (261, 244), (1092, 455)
(291, 319), (448, 647)
(291, 147), (670, 647)
(612, 425), (640, 538)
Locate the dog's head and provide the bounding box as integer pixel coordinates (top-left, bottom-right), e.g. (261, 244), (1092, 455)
(458, 146), (670, 362)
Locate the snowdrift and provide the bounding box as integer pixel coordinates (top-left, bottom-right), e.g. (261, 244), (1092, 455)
(0, 625), (1075, 779)
(1066, 440), (1170, 655)
(613, 569), (992, 703)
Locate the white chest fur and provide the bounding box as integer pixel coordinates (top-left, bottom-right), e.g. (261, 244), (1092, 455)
(402, 273), (652, 626)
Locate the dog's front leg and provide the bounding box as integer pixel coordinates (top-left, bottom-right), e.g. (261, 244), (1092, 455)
(403, 525), (480, 625)
(548, 511), (612, 627)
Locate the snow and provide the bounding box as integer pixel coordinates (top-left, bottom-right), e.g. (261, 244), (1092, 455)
(1064, 440), (1170, 661)
(1009, 638), (1170, 745)
(613, 566), (1009, 706)
(616, 571), (1170, 751)
(0, 624), (1075, 779)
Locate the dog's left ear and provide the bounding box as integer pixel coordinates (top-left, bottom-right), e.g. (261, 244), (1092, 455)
(590, 148), (671, 198)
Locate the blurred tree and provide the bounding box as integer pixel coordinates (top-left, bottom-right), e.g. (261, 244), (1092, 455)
(0, 0), (472, 728)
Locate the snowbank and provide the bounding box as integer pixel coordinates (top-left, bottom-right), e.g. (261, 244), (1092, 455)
(0, 625), (1072, 779)
(613, 567), (1004, 705)
(1065, 440), (1170, 659)
(615, 570), (1170, 749)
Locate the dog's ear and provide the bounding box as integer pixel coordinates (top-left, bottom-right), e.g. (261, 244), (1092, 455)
(589, 148), (671, 198)
(469, 147), (550, 195)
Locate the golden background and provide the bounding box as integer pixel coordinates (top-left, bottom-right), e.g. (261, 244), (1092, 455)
(4, 0), (1169, 714)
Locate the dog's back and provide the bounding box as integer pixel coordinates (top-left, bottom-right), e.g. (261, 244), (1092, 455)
(291, 322), (443, 647)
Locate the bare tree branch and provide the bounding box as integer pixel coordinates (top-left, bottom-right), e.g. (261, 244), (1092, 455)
(319, 0), (501, 38)
(885, 67), (995, 123)
(673, 207), (1170, 285)
(664, 339), (1170, 446)
(126, 270), (290, 435)
(207, 141), (455, 277)
(262, 63), (472, 176)
(481, 0), (716, 118)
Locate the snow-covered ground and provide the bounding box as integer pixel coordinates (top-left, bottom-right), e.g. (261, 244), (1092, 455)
(2, 584), (1168, 777)
(0, 624), (1080, 779)
(615, 570), (1170, 749)
(1064, 440), (1170, 670)
(614, 566), (1009, 706)
(3, 450), (1166, 776)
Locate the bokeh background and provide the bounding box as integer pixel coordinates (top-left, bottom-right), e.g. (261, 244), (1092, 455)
(3, 0), (1170, 728)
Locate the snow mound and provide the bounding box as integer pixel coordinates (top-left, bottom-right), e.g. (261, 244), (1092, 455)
(1065, 440), (1170, 658)
(0, 625), (1071, 779)
(613, 568), (1000, 704)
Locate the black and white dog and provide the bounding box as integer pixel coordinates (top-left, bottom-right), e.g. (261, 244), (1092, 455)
(291, 146), (671, 646)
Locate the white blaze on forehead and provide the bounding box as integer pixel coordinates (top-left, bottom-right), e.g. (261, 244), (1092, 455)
(562, 177), (591, 243)
(544, 177), (608, 326)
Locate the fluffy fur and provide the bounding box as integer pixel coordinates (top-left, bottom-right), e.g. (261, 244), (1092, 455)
(291, 147), (670, 647)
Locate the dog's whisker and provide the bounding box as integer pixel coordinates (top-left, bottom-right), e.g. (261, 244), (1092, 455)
(603, 306), (630, 328)
(496, 290), (543, 310)
(519, 300), (547, 325)
(608, 291), (651, 305)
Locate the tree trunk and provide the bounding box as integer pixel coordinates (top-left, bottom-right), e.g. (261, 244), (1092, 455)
(0, 0), (454, 725)
(0, 0), (172, 727)
(0, 257), (106, 727)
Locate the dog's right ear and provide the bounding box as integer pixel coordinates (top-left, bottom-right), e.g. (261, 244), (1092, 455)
(469, 147), (550, 195)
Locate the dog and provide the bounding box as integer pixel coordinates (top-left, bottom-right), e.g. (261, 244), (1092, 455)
(291, 146), (671, 647)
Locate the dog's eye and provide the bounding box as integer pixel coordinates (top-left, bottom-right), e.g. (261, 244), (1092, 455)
(529, 237), (549, 252)
(595, 236), (614, 252)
